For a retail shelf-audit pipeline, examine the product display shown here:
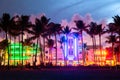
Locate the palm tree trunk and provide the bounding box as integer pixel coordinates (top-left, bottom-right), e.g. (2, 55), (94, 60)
(119, 34), (120, 64)
(99, 34), (102, 66)
(92, 37), (95, 64)
(43, 37), (45, 64)
(115, 52), (117, 66)
(77, 47), (79, 65)
(62, 44), (66, 66)
(112, 43), (114, 65)
(81, 31), (84, 65)
(19, 35), (20, 66)
(94, 35), (97, 64)
(50, 47), (52, 64)
(48, 38), (50, 63)
(14, 37), (15, 66)
(39, 36), (43, 64)
(21, 33), (24, 67)
(35, 38), (39, 66)
(6, 33), (10, 69)
(55, 34), (57, 66)
(9, 35), (12, 66)
(63, 42), (67, 66)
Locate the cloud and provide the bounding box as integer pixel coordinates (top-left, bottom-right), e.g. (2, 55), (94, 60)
(84, 13), (93, 26)
(61, 19), (68, 27)
(71, 13), (84, 22)
(30, 14), (36, 24)
(60, 13), (109, 48)
(98, 18), (107, 28)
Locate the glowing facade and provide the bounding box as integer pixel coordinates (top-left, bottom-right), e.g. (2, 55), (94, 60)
(63, 33), (82, 65)
(4, 43), (40, 65)
(1, 37), (119, 66)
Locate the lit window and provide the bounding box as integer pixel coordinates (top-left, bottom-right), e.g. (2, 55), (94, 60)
(69, 50), (73, 55)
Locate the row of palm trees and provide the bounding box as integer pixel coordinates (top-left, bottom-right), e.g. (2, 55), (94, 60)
(0, 13), (120, 66)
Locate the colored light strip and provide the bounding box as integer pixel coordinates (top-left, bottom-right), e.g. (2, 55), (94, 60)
(7, 43), (40, 60)
(9, 56), (30, 60)
(74, 38), (77, 57)
(64, 41), (67, 57)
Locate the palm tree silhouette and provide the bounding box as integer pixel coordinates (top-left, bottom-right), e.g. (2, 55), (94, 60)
(0, 39), (9, 66)
(114, 46), (119, 65)
(86, 22), (98, 64)
(9, 15), (22, 66)
(47, 22), (62, 65)
(74, 20), (87, 65)
(58, 35), (66, 66)
(113, 15), (120, 41)
(113, 15), (120, 63)
(18, 15), (31, 67)
(46, 38), (54, 64)
(26, 15), (50, 66)
(96, 24), (106, 65)
(62, 26), (71, 65)
(106, 35), (117, 64)
(28, 18), (44, 66)
(106, 23), (117, 65)
(0, 13), (12, 68)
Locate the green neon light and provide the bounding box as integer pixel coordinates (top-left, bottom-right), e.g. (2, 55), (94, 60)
(10, 56), (30, 60)
(7, 43), (40, 60)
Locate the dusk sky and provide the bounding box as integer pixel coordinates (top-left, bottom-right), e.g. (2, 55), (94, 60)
(0, 0), (120, 22)
(0, 0), (120, 47)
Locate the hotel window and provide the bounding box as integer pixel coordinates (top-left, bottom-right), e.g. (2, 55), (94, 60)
(69, 39), (73, 45)
(69, 50), (73, 55)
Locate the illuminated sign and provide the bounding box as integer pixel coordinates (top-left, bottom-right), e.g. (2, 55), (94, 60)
(6, 43), (40, 60)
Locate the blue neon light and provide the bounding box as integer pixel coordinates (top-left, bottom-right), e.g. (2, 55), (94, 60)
(63, 33), (82, 61)
(74, 38), (77, 57)
(64, 35), (67, 58)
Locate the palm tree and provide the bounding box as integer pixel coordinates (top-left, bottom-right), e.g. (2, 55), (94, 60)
(0, 39), (9, 65)
(11, 15), (25, 66)
(86, 22), (98, 64)
(113, 15), (120, 63)
(47, 22), (62, 65)
(17, 15), (31, 67)
(26, 18), (45, 66)
(40, 15), (50, 65)
(114, 46), (119, 65)
(11, 15), (30, 66)
(106, 35), (117, 65)
(58, 36), (66, 66)
(9, 15), (22, 66)
(62, 26), (71, 66)
(46, 39), (54, 64)
(26, 15), (50, 66)
(0, 13), (12, 68)
(74, 20), (87, 65)
(28, 19), (43, 66)
(106, 23), (117, 65)
(113, 15), (120, 42)
(96, 24), (106, 65)
(41, 33), (48, 65)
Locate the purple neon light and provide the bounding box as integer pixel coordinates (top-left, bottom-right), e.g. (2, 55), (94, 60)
(64, 42), (67, 57)
(74, 38), (77, 57)
(64, 35), (67, 57)
(64, 34), (80, 60)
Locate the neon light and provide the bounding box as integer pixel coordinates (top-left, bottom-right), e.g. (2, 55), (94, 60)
(64, 41), (67, 57)
(74, 38), (77, 57)
(64, 35), (68, 58)
(10, 56), (30, 60)
(6, 43), (40, 60)
(68, 56), (74, 60)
